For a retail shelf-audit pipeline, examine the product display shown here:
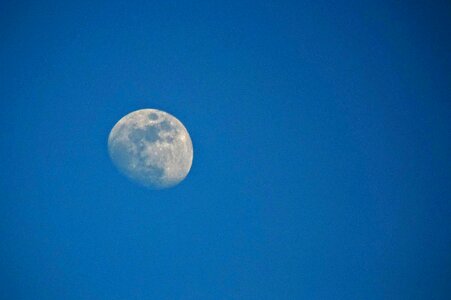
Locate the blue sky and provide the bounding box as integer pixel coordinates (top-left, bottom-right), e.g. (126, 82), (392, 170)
(1, 0), (450, 299)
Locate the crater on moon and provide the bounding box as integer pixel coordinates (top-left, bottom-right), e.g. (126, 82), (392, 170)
(108, 109), (193, 189)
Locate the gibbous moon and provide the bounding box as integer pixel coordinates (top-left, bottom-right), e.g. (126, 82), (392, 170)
(108, 109), (193, 189)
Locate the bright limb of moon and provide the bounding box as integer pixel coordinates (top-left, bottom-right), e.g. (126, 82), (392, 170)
(108, 109), (193, 189)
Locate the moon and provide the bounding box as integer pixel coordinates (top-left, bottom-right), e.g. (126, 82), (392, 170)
(108, 109), (193, 189)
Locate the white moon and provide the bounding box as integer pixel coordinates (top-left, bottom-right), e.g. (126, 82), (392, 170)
(108, 109), (193, 189)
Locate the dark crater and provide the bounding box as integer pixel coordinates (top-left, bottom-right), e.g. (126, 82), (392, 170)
(148, 113), (159, 121)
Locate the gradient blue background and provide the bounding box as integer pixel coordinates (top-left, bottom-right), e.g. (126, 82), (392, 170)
(1, 1), (450, 299)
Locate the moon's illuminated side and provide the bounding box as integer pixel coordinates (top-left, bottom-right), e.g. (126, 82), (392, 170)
(108, 109), (193, 189)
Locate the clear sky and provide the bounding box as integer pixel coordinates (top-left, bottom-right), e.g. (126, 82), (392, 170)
(1, 0), (450, 299)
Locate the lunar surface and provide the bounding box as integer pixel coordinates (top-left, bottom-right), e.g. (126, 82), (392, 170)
(108, 109), (193, 189)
